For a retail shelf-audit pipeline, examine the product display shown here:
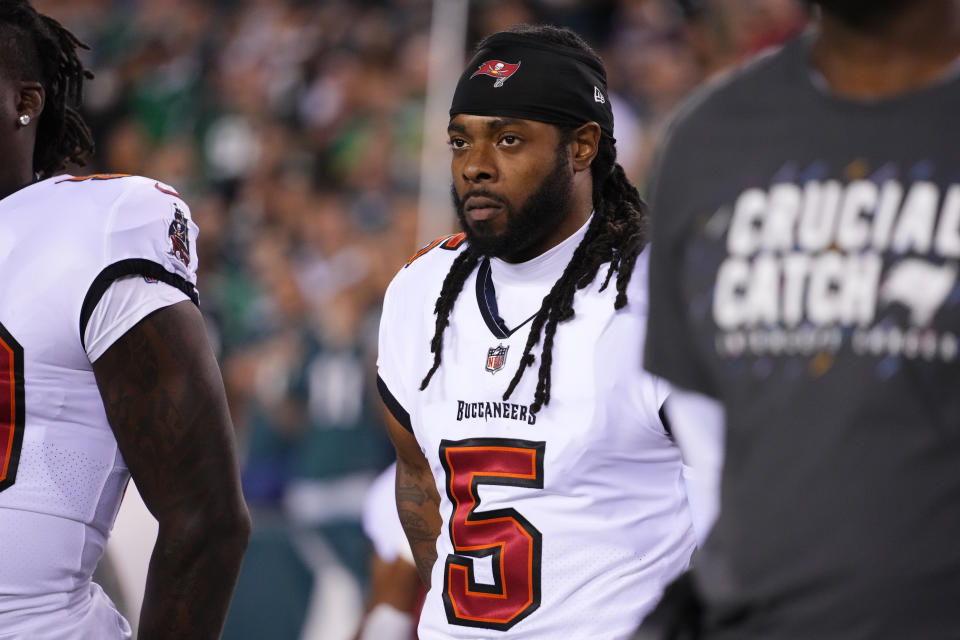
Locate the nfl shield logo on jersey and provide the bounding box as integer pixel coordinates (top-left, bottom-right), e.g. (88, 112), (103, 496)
(485, 344), (508, 374)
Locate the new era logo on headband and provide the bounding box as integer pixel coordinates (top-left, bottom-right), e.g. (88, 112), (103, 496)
(471, 59), (521, 87)
(594, 86), (606, 104)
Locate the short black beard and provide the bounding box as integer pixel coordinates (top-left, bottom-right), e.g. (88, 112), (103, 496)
(452, 144), (574, 261)
(812, 0), (914, 28)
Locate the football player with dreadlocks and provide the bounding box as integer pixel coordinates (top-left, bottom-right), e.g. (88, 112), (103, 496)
(0, 2), (249, 638)
(377, 24), (709, 639)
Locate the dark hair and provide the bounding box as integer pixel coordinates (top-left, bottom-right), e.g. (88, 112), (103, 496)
(420, 24), (648, 414)
(0, 0), (94, 177)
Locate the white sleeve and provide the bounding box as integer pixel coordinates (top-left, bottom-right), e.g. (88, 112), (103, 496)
(666, 388), (726, 545)
(376, 275), (413, 431)
(101, 179), (199, 287)
(84, 276), (190, 362)
(79, 178), (200, 356)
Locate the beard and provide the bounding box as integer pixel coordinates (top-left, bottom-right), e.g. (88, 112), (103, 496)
(452, 144), (574, 261)
(811, 0), (915, 27)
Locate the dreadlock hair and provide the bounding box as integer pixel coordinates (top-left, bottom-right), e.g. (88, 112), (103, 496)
(419, 24), (648, 414)
(0, 0), (94, 178)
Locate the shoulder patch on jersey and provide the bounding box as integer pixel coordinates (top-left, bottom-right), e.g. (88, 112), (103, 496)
(405, 233), (466, 268)
(168, 203), (192, 267)
(55, 173), (132, 183)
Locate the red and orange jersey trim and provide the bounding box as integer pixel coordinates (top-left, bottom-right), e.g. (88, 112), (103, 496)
(405, 233), (467, 268)
(56, 173), (131, 183)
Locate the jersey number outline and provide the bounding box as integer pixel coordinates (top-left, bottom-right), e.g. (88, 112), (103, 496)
(439, 437), (545, 631)
(0, 322), (25, 493)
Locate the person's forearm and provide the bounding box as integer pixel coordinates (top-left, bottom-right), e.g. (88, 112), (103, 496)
(138, 515), (249, 639)
(395, 461), (442, 588)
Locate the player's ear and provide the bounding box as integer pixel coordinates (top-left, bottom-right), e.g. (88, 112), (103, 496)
(16, 81), (44, 122)
(570, 122), (601, 173)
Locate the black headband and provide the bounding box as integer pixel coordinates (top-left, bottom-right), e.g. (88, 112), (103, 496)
(449, 31), (615, 140)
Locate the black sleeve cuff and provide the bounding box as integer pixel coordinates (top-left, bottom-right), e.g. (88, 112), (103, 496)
(376, 375), (412, 433)
(80, 258), (199, 350)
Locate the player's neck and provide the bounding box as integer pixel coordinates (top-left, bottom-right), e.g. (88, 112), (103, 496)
(0, 150), (37, 201)
(813, 2), (960, 99)
(0, 171), (34, 201)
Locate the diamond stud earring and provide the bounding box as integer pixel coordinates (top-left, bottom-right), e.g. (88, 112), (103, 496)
(17, 114), (31, 127)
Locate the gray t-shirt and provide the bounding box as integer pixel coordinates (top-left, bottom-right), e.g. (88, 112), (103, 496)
(645, 31), (960, 639)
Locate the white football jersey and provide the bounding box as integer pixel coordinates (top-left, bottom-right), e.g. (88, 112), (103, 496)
(377, 223), (696, 639)
(0, 174), (198, 639)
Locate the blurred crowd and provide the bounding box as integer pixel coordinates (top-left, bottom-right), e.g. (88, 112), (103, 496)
(34, 0), (807, 637)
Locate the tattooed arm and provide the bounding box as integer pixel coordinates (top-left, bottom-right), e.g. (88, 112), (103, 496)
(382, 410), (442, 588)
(92, 300), (250, 639)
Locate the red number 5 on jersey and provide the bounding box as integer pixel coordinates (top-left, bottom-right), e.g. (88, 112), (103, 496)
(0, 322), (25, 493)
(439, 438), (545, 631)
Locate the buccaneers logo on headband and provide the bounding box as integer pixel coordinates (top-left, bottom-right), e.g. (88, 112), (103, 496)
(470, 59), (521, 87)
